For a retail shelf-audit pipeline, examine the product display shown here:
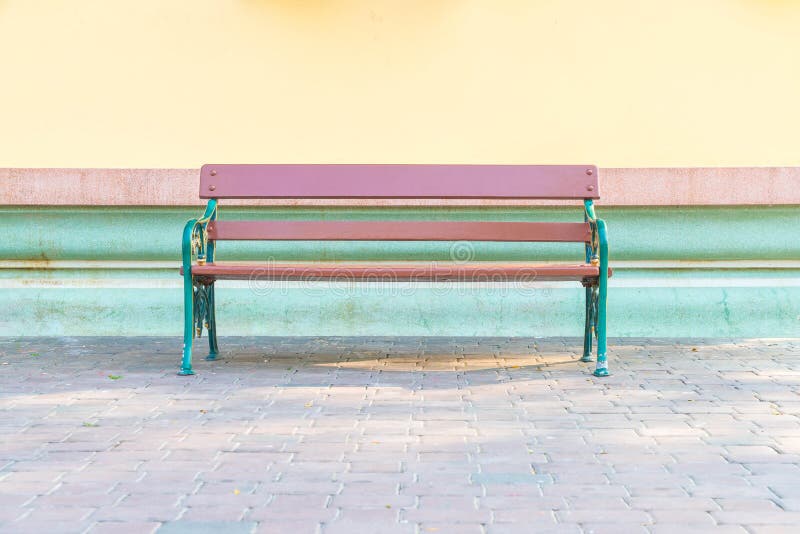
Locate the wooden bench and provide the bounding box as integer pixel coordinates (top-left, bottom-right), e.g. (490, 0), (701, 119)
(179, 165), (611, 376)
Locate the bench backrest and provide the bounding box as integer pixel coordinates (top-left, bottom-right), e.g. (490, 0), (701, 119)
(200, 164), (598, 245)
(200, 164), (598, 200)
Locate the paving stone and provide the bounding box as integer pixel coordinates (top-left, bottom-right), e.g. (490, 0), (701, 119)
(179, 505), (249, 522)
(402, 505), (490, 523)
(649, 509), (715, 524)
(157, 521), (257, 534)
(580, 523), (650, 534)
(556, 509), (652, 524)
(712, 510), (800, 525)
(649, 526), (747, 534)
(746, 527), (800, 534)
(331, 493), (415, 509)
(416, 523), (483, 533)
(253, 521), (320, 534)
(20, 506), (95, 521)
(492, 508), (556, 523)
(248, 503), (336, 522)
(89, 504), (182, 522)
(715, 498), (781, 511)
(323, 520), (414, 534)
(0, 519), (94, 534)
(628, 496), (718, 511)
(88, 522), (162, 534)
(488, 525), (581, 534)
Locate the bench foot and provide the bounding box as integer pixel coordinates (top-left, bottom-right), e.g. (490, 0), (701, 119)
(205, 352), (218, 361)
(580, 354), (593, 363)
(179, 341), (194, 376)
(593, 355), (609, 377)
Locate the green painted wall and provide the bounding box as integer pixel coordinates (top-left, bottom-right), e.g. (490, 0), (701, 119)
(1, 206), (798, 338)
(3, 206), (798, 261)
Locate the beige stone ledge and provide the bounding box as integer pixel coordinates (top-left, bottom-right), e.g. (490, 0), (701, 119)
(2, 167), (798, 206)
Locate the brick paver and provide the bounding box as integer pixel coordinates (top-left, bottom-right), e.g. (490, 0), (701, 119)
(0, 336), (798, 533)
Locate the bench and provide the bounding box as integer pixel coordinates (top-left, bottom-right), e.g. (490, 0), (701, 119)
(179, 164), (611, 377)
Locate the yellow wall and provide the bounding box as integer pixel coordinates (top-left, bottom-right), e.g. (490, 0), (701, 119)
(1, 0), (799, 168)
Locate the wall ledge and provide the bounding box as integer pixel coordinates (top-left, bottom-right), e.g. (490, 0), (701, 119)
(3, 167), (799, 207)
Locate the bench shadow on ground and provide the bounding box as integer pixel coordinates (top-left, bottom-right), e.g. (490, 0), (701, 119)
(179, 336), (800, 389)
(194, 336), (604, 388)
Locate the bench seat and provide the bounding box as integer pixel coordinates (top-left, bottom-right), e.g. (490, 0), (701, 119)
(184, 261), (612, 282)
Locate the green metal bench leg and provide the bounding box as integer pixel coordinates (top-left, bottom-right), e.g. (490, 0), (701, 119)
(593, 219), (610, 377)
(594, 277), (609, 377)
(179, 273), (195, 375)
(178, 205), (216, 376)
(581, 285), (593, 362)
(206, 283), (219, 361)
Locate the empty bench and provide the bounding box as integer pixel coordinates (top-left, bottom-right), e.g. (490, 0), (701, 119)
(179, 165), (611, 376)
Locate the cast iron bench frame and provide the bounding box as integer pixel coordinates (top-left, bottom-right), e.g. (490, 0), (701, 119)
(179, 164), (611, 376)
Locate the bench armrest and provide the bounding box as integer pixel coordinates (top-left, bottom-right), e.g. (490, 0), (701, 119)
(182, 200), (218, 275)
(583, 200), (608, 266)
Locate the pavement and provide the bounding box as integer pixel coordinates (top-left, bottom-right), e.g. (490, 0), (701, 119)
(0, 336), (799, 534)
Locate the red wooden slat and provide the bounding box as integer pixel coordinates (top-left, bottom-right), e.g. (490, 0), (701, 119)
(199, 164), (599, 199)
(206, 221), (592, 243)
(185, 262), (607, 282)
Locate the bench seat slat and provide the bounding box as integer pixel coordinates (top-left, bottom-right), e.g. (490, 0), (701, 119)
(184, 262), (610, 282)
(199, 164), (599, 199)
(207, 221), (592, 243)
